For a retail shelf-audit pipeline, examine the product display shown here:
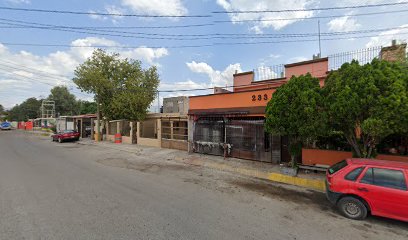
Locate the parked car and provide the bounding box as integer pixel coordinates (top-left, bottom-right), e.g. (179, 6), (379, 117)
(0, 122), (12, 130)
(326, 158), (408, 222)
(51, 130), (80, 143)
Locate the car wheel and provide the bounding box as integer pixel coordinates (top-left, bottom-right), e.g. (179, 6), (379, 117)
(337, 197), (368, 220)
(58, 138), (62, 143)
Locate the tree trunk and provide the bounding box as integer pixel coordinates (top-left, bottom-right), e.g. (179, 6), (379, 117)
(291, 155), (296, 168)
(367, 146), (373, 158)
(346, 135), (362, 157)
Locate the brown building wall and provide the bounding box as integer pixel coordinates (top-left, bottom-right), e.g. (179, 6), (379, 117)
(161, 139), (188, 151)
(380, 43), (407, 62)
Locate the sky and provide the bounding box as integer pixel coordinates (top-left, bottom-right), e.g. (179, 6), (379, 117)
(0, 0), (408, 109)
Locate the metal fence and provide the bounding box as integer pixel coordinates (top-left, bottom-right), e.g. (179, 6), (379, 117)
(253, 64), (285, 81)
(328, 46), (382, 70)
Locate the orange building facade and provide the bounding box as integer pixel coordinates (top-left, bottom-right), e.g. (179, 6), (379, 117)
(188, 58), (329, 163)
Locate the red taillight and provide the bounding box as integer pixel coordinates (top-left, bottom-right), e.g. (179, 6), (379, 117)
(327, 175), (333, 187)
(63, 134), (69, 137)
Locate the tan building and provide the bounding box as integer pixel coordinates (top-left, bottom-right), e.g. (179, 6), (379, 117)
(101, 96), (189, 151)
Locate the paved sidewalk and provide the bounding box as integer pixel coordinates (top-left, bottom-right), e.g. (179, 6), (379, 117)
(21, 129), (53, 137)
(77, 139), (326, 191)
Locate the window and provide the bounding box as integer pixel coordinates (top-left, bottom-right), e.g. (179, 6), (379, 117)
(121, 121), (131, 137)
(374, 168), (406, 191)
(328, 160), (348, 175)
(360, 168), (374, 184)
(345, 167), (364, 181)
(109, 122), (117, 135)
(161, 120), (188, 141)
(360, 167), (407, 191)
(140, 120), (157, 139)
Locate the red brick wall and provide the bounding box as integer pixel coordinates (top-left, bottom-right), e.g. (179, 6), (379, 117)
(302, 148), (408, 166)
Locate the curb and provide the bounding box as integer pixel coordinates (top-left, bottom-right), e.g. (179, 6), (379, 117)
(175, 156), (326, 192)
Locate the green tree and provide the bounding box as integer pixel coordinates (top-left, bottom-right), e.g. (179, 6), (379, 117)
(0, 104), (5, 121)
(78, 101), (97, 114)
(7, 97), (42, 121)
(73, 49), (159, 121)
(48, 86), (79, 116)
(323, 59), (408, 158)
(265, 74), (326, 167)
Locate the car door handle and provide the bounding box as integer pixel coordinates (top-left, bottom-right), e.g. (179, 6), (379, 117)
(357, 187), (369, 192)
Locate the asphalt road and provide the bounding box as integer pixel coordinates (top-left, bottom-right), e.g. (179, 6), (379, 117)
(0, 131), (407, 240)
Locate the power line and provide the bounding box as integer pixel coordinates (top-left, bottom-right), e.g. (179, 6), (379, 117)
(0, 18), (215, 38)
(2, 29), (408, 49)
(0, 60), (211, 93)
(0, 21), (214, 40)
(0, 62), (72, 83)
(212, 1), (408, 13)
(213, 32), (408, 45)
(0, 60), (88, 96)
(0, 42), (214, 49)
(0, 8), (405, 33)
(0, 21), (404, 41)
(0, 59), (71, 79)
(0, 6), (211, 18)
(0, 65), (91, 98)
(0, 18), (215, 37)
(0, 24), (215, 29)
(0, 67), (59, 87)
(214, 9), (408, 23)
(1, 18), (408, 40)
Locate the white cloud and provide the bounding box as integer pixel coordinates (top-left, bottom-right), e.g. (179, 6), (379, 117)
(335, 0), (401, 4)
(327, 15), (361, 32)
(122, 47), (169, 65)
(105, 5), (125, 23)
(89, 5), (125, 23)
(121, 0), (187, 16)
(259, 54), (282, 65)
(216, 0), (316, 32)
(269, 54), (282, 59)
(366, 24), (408, 47)
(0, 37), (169, 108)
(186, 61), (242, 86)
(287, 56), (308, 63)
(88, 10), (108, 21)
(151, 62), (243, 112)
(160, 79), (209, 91)
(4, 0), (30, 4)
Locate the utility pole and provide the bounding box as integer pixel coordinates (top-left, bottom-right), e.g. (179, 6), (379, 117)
(157, 91), (160, 113)
(96, 98), (100, 142)
(318, 20), (322, 57)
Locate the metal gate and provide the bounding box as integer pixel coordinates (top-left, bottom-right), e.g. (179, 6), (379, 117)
(193, 116), (282, 163)
(226, 118), (272, 162)
(193, 117), (225, 156)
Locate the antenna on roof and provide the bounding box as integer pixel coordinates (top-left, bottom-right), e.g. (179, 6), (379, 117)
(318, 20), (322, 57)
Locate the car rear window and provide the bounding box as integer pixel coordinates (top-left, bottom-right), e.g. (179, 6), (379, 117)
(345, 167), (364, 181)
(328, 160), (348, 175)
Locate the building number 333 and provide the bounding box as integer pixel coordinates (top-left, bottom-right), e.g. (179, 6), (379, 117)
(251, 94), (269, 101)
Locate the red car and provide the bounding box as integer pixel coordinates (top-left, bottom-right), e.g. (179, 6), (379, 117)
(52, 130), (80, 143)
(326, 158), (408, 222)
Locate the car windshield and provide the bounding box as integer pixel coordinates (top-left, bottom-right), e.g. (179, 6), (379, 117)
(63, 130), (74, 133)
(328, 160), (348, 175)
